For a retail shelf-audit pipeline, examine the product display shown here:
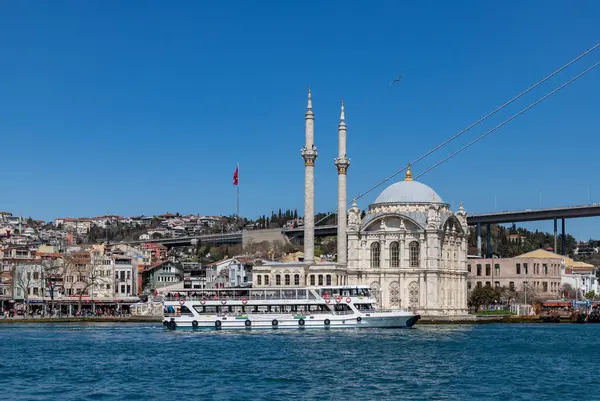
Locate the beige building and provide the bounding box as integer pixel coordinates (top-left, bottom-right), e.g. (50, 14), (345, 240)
(467, 249), (565, 298)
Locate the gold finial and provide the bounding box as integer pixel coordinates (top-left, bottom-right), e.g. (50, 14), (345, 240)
(405, 163), (413, 181)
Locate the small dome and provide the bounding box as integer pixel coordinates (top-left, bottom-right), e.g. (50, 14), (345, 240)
(375, 180), (444, 204)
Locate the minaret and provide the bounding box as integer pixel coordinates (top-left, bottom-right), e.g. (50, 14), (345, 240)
(301, 87), (318, 264)
(335, 101), (350, 265)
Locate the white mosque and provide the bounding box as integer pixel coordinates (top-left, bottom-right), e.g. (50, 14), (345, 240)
(253, 89), (469, 316)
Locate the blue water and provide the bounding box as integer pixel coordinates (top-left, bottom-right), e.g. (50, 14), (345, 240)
(0, 323), (598, 400)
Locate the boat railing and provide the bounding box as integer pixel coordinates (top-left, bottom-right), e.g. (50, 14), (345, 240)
(372, 308), (410, 313)
(163, 292), (320, 302)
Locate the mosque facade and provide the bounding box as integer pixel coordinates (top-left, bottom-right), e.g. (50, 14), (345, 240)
(253, 89), (469, 317)
(345, 168), (470, 315)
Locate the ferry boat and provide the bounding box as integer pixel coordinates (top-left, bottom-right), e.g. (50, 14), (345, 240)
(162, 285), (420, 330)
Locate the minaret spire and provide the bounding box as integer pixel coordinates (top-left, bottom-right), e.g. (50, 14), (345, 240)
(335, 100), (350, 265)
(301, 87), (317, 264)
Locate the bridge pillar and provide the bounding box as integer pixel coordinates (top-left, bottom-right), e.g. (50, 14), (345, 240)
(554, 218), (557, 253)
(561, 218), (566, 256)
(486, 223), (491, 258)
(476, 223), (482, 257)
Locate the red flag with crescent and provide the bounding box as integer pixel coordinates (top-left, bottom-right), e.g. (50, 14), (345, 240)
(233, 166), (239, 186)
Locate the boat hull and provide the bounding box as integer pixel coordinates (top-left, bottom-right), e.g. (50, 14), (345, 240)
(163, 313), (420, 330)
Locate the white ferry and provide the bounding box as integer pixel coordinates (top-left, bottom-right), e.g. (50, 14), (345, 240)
(162, 285), (420, 330)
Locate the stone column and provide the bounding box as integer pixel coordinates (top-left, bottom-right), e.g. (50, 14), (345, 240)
(335, 101), (350, 265)
(301, 88), (318, 264)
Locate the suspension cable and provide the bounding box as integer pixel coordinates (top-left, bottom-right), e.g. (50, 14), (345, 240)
(414, 61), (599, 180)
(310, 44), (599, 228)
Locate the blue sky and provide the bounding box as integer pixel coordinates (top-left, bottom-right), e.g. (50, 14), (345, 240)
(1, 1), (599, 239)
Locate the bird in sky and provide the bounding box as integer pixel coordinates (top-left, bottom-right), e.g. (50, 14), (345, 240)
(389, 74), (404, 86)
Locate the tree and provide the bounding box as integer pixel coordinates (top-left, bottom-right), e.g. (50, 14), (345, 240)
(40, 258), (63, 315)
(63, 252), (103, 314)
(584, 290), (596, 300)
(13, 263), (40, 318)
(468, 285), (505, 311)
(561, 283), (575, 299)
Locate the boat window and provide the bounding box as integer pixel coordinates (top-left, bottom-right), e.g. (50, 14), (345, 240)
(230, 306), (244, 314)
(334, 304), (351, 311)
(354, 303), (374, 311)
(194, 305), (218, 314)
(179, 305), (193, 314)
(281, 290), (296, 299)
(297, 289), (307, 299)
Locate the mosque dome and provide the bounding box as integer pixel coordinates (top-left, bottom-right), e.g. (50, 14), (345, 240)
(374, 165), (444, 204)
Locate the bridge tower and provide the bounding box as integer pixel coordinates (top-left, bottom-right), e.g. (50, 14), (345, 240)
(301, 87), (317, 264)
(335, 101), (350, 265)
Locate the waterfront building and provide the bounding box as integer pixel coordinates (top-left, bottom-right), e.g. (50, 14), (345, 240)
(205, 257), (253, 288)
(182, 262), (205, 290)
(467, 249), (582, 300)
(561, 260), (597, 298)
(113, 252), (137, 298)
(142, 260), (183, 294)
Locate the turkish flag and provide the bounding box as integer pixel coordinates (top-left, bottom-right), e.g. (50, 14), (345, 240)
(233, 166), (239, 186)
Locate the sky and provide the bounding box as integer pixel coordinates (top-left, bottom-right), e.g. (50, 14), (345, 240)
(1, 1), (599, 240)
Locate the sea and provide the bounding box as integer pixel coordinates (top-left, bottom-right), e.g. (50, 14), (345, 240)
(0, 323), (598, 400)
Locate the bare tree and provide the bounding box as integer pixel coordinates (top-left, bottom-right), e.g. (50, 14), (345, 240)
(40, 258), (63, 315)
(13, 263), (40, 318)
(63, 251), (103, 314)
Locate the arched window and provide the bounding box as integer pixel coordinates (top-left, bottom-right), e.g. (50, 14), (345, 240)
(310, 275), (315, 286)
(370, 242), (381, 268)
(390, 241), (400, 268)
(276, 274), (281, 286)
(409, 241), (420, 268)
(284, 274), (290, 286)
(257, 275), (262, 286)
(264, 275), (269, 285)
(294, 274), (300, 286)
(326, 275), (332, 286)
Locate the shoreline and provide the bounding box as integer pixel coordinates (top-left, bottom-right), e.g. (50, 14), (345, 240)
(0, 316), (162, 324)
(0, 315), (591, 325)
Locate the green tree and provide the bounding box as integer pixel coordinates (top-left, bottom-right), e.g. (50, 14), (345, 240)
(468, 285), (505, 311)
